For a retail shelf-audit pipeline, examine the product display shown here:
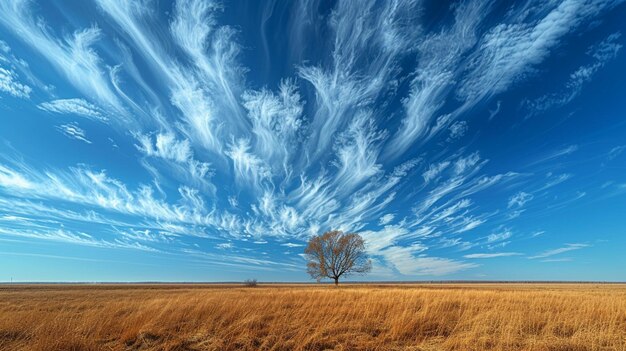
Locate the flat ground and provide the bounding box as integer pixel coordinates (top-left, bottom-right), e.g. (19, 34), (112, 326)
(0, 283), (625, 351)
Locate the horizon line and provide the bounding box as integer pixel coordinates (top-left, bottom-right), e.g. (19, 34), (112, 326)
(1, 280), (625, 285)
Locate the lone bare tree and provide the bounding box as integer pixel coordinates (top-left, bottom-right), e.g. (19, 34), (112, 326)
(304, 230), (371, 286)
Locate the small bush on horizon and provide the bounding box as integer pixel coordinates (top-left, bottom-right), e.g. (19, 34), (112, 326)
(244, 278), (257, 287)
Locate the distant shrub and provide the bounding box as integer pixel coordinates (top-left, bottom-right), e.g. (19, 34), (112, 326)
(244, 278), (257, 287)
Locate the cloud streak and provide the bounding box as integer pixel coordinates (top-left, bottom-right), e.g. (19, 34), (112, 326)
(530, 244), (589, 259)
(0, 66), (31, 98)
(39, 99), (106, 121)
(464, 252), (522, 259)
(56, 123), (92, 144)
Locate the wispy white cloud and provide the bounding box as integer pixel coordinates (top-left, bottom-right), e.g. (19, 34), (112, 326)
(361, 225), (410, 253)
(56, 123), (92, 144)
(448, 121), (468, 140)
(0, 1), (126, 114)
(332, 113), (384, 194)
(380, 245), (477, 276)
(529, 145), (578, 167)
(607, 145), (626, 160)
(170, 0), (246, 127)
(281, 242), (303, 248)
(38, 98), (105, 121)
(387, 0), (490, 157)
(508, 192), (533, 208)
(527, 31), (622, 113)
(423, 161), (450, 184)
(460, 0), (622, 102)
(0, 66), (31, 98)
(95, 0), (256, 157)
(487, 229), (513, 243)
(488, 101), (501, 120)
(117, 228), (178, 244)
(0, 40), (9, 53)
(378, 214), (395, 226)
(226, 138), (272, 191)
(0, 226), (158, 252)
(464, 252), (521, 259)
(532, 231), (546, 237)
(385, 0), (621, 158)
(541, 258), (573, 262)
(182, 248), (300, 271)
(0, 164), (34, 190)
(298, 0), (420, 160)
(243, 79), (303, 172)
(216, 242), (233, 250)
(0, 161), (221, 233)
(530, 243), (589, 259)
(537, 173), (573, 191)
(137, 133), (193, 163)
(457, 218), (486, 233)
(136, 132), (214, 191)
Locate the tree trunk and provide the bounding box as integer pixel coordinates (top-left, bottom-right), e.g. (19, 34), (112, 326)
(334, 277), (339, 286)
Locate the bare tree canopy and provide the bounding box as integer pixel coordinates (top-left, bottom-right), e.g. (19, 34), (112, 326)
(304, 230), (371, 286)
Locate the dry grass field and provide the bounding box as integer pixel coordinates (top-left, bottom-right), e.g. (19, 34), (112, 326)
(0, 284), (625, 351)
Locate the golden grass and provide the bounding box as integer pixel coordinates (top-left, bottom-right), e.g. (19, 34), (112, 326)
(0, 284), (625, 351)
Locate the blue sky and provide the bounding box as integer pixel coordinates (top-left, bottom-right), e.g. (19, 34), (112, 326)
(0, 0), (625, 282)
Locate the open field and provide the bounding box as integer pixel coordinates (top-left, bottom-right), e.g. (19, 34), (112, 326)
(0, 284), (625, 351)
